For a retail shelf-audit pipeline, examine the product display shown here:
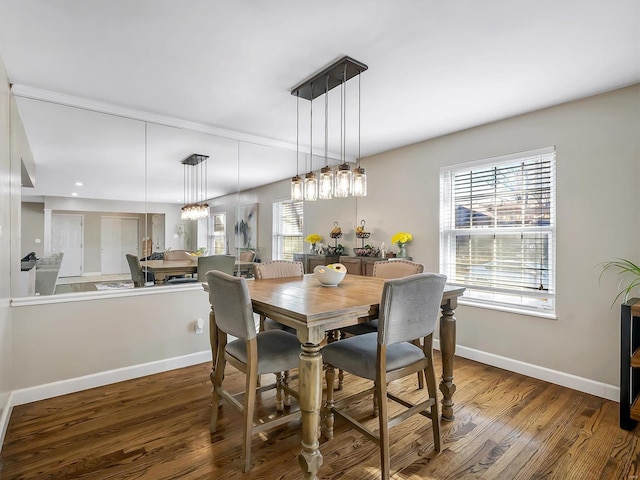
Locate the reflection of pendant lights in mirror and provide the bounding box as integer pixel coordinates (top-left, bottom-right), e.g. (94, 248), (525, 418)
(291, 56), (368, 200)
(180, 153), (210, 221)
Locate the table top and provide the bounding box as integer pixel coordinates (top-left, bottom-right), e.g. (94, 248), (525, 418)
(246, 274), (465, 335)
(142, 260), (196, 269)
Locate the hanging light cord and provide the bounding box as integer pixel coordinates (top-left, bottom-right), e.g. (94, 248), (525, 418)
(358, 72), (361, 168)
(296, 92), (300, 176)
(324, 75), (329, 166)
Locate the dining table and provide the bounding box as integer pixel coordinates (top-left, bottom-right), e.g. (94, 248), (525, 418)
(141, 259), (197, 283)
(205, 273), (464, 480)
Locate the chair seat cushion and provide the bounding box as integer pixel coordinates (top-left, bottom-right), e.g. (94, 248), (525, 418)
(264, 318), (297, 335)
(341, 319), (378, 336)
(226, 330), (300, 374)
(322, 332), (424, 381)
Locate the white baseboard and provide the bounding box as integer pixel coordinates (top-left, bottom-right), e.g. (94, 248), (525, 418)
(11, 350), (212, 407)
(433, 339), (619, 402)
(0, 391), (15, 453)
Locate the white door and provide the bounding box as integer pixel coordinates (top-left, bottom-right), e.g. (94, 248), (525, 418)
(101, 217), (139, 274)
(51, 214), (83, 277)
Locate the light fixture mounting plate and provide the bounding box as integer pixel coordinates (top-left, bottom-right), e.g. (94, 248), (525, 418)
(181, 154), (209, 166)
(291, 56), (368, 101)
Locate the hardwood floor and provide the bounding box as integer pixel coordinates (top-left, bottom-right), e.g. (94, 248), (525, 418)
(2, 353), (639, 479)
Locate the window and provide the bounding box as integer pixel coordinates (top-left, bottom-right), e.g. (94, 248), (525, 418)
(440, 146), (556, 314)
(207, 212), (226, 254)
(273, 199), (303, 261)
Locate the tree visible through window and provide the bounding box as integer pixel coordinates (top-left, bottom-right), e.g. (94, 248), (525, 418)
(207, 212), (226, 254)
(273, 199), (303, 261)
(440, 146), (556, 314)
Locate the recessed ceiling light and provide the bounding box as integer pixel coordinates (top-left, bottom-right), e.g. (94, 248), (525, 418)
(75, 182), (83, 186)
(71, 192), (78, 196)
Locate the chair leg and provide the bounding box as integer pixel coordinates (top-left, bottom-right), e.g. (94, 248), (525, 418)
(372, 382), (379, 417)
(377, 379), (390, 480)
(324, 366), (336, 440)
(412, 339), (424, 389)
(424, 362), (441, 452)
(275, 372), (284, 411)
(210, 335), (226, 433)
(243, 361), (258, 472)
(283, 370), (292, 407)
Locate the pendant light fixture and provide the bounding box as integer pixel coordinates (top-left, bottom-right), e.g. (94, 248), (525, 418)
(352, 74), (367, 197)
(303, 84), (318, 201)
(291, 56), (368, 200)
(291, 92), (303, 201)
(180, 153), (210, 221)
(319, 76), (333, 199)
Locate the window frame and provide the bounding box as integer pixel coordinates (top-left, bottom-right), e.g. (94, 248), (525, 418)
(272, 198), (304, 261)
(207, 211), (227, 254)
(439, 146), (556, 316)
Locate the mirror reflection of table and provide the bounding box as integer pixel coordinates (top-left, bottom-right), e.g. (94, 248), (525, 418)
(204, 274), (464, 479)
(141, 260), (196, 283)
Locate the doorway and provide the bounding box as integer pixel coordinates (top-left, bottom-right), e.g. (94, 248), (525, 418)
(51, 214), (84, 277)
(101, 217), (139, 274)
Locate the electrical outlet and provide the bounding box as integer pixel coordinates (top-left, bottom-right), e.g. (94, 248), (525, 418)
(194, 318), (204, 334)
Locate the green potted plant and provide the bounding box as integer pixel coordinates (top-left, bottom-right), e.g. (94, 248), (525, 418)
(600, 258), (640, 306)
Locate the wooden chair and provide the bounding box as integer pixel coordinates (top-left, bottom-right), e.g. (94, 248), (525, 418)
(206, 270), (301, 472)
(322, 273), (447, 480)
(239, 250), (256, 262)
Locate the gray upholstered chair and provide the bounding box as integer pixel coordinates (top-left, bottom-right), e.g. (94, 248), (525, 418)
(34, 252), (64, 295)
(167, 254), (236, 284)
(342, 260), (425, 336)
(206, 270), (301, 472)
(253, 260), (304, 333)
(322, 272), (447, 480)
(126, 254), (154, 287)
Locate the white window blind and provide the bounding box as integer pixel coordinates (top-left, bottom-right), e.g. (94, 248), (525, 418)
(207, 212), (226, 254)
(273, 199), (303, 261)
(440, 146), (556, 313)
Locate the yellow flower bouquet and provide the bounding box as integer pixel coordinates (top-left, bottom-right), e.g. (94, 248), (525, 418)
(305, 234), (322, 244)
(391, 232), (413, 246)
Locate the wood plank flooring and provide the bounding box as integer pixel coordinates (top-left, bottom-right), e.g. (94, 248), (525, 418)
(2, 353), (640, 479)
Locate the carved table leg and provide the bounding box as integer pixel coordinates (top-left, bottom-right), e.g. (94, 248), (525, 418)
(439, 302), (457, 421)
(298, 342), (324, 479)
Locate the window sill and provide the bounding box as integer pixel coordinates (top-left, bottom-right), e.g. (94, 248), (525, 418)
(458, 298), (557, 320)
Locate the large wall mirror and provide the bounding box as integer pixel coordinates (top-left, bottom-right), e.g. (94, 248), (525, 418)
(11, 93), (361, 299)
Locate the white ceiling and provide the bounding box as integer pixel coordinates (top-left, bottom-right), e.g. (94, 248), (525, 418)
(1, 0), (638, 203)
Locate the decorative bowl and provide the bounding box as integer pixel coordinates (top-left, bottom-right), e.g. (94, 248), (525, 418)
(313, 263), (347, 287)
(353, 247), (381, 257)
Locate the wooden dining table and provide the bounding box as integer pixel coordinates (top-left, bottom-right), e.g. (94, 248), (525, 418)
(205, 273), (464, 479)
(141, 259), (197, 283)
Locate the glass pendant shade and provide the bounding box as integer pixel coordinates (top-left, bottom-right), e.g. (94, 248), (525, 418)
(304, 172), (318, 201)
(334, 163), (352, 198)
(291, 175), (303, 201)
(352, 166), (367, 197)
(319, 166), (333, 199)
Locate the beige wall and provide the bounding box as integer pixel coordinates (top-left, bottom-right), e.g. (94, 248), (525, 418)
(20, 202), (44, 258)
(356, 84), (639, 386)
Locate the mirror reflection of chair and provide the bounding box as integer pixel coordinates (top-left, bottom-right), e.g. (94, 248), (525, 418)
(239, 250), (256, 262)
(206, 270), (301, 472)
(34, 252), (64, 295)
(126, 254), (154, 288)
(322, 273), (447, 480)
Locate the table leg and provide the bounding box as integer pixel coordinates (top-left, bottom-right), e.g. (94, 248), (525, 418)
(439, 302), (457, 421)
(298, 342), (323, 479)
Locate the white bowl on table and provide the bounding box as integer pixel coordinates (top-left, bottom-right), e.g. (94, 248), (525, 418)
(313, 263), (347, 287)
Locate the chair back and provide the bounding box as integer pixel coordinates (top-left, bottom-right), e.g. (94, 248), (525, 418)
(239, 250), (256, 262)
(253, 260), (303, 280)
(126, 254), (145, 287)
(372, 260), (424, 279)
(378, 273), (446, 346)
(197, 254), (236, 280)
(206, 270), (256, 341)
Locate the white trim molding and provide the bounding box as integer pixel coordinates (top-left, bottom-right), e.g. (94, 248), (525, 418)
(433, 339), (619, 402)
